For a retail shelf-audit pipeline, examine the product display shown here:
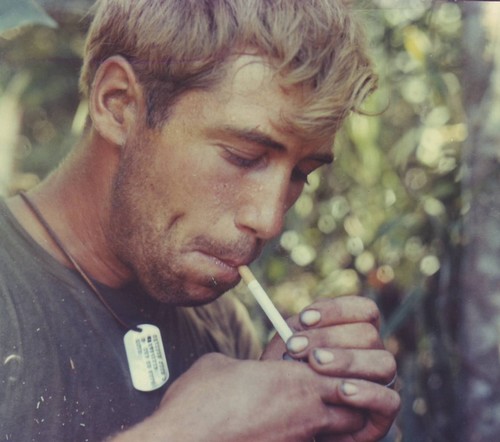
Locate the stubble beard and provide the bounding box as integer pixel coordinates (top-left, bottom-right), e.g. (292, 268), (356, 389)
(105, 132), (197, 305)
(106, 129), (261, 306)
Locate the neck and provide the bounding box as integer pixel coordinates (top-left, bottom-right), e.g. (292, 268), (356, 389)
(7, 131), (133, 288)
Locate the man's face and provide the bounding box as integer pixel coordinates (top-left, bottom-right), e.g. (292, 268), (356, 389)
(108, 55), (333, 305)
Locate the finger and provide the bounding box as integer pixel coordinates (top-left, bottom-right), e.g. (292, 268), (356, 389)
(322, 378), (401, 442)
(285, 323), (384, 360)
(333, 378), (401, 416)
(315, 405), (366, 435)
(290, 296), (381, 331)
(260, 332), (288, 360)
(308, 348), (397, 385)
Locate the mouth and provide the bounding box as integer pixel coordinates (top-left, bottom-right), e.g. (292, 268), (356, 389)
(194, 249), (259, 287)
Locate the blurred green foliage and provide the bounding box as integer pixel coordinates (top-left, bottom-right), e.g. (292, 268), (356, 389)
(0, 1), (473, 440)
(0, 0), (57, 34)
(0, 0), (91, 184)
(255, 6), (466, 438)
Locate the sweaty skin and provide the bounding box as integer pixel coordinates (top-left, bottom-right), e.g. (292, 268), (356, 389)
(106, 55), (334, 306)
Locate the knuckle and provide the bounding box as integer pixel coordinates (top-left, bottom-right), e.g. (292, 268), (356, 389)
(317, 408), (335, 433)
(196, 352), (230, 369)
(335, 349), (355, 372)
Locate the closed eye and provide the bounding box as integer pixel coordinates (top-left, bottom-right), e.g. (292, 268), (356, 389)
(219, 143), (327, 186)
(220, 145), (264, 169)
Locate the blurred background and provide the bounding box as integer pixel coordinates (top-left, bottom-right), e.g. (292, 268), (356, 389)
(1, 0), (499, 440)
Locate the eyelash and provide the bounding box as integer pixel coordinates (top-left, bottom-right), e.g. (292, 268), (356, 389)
(291, 169), (310, 184)
(222, 147), (310, 185)
(224, 149), (262, 169)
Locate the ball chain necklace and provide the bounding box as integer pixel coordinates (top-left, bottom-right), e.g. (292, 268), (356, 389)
(20, 192), (169, 392)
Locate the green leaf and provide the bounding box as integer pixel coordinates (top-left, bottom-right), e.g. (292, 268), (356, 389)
(0, 0), (57, 35)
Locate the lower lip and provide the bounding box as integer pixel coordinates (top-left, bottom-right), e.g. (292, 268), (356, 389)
(194, 251), (240, 284)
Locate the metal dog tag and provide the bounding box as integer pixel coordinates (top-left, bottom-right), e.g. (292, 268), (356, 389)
(124, 324), (169, 392)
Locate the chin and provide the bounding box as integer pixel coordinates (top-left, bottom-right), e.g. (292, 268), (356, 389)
(179, 279), (239, 306)
(145, 277), (236, 307)
(136, 256), (242, 306)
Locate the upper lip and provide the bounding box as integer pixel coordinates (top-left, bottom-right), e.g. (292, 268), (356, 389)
(217, 257), (249, 268)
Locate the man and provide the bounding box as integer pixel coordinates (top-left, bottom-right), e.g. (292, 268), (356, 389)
(0, 0), (400, 441)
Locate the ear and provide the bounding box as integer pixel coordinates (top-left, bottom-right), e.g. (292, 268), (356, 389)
(89, 55), (143, 146)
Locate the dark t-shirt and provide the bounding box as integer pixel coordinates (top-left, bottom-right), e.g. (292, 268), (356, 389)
(0, 200), (261, 441)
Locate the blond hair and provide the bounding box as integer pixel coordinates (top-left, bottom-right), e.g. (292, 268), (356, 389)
(80, 0), (376, 140)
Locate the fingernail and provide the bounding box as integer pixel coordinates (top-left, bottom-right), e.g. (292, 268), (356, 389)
(300, 309), (321, 326)
(286, 336), (309, 354)
(341, 381), (359, 396)
(313, 348), (334, 365)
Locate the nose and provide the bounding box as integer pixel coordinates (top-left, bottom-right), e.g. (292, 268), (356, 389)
(235, 173), (292, 240)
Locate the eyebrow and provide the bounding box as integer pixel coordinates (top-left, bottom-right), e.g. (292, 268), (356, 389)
(208, 125), (334, 165)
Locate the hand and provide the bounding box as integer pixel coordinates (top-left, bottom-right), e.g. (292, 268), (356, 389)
(261, 296), (400, 441)
(313, 378), (400, 442)
(262, 296), (392, 381)
(111, 353), (371, 442)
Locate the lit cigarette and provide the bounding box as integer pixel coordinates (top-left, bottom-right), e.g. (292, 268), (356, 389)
(238, 265), (293, 343)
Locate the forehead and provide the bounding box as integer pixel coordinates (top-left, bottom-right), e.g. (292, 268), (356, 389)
(200, 55), (334, 155)
(214, 55), (298, 113)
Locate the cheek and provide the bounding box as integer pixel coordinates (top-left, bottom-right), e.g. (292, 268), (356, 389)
(207, 178), (240, 215)
(172, 161), (240, 222)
